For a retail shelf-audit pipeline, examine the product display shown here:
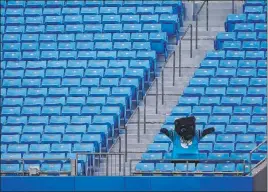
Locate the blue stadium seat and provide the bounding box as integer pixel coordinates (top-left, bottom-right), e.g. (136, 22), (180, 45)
(210, 78), (229, 87)
(208, 153), (230, 160)
(236, 143), (256, 152)
(200, 97), (221, 106)
(23, 153), (43, 164)
(236, 134), (255, 143)
(222, 41), (241, 51)
(147, 143), (170, 153)
(1, 135), (20, 144)
(1, 164), (21, 174)
(216, 134), (236, 143)
(212, 106), (232, 115)
(256, 134), (267, 143)
(197, 60), (218, 69)
(155, 163), (175, 173)
(225, 125), (247, 134)
(251, 153), (267, 163)
(82, 134), (102, 152)
(20, 134), (41, 144)
(141, 153), (162, 161)
(194, 69), (215, 77)
(205, 51), (225, 60)
(2, 125), (22, 135)
(226, 87), (247, 97)
(23, 125), (43, 134)
(214, 143), (234, 153)
(41, 134), (61, 144)
(198, 143), (213, 153)
(242, 97), (263, 106)
(70, 116), (92, 126)
(29, 144), (50, 153)
(196, 163), (215, 173)
(238, 60), (256, 68)
(225, 14), (247, 32)
(215, 163), (235, 173)
(251, 116), (267, 125)
(136, 163), (155, 173)
(234, 23), (255, 32)
(73, 143), (95, 153)
(41, 163), (61, 175)
(233, 106), (252, 115)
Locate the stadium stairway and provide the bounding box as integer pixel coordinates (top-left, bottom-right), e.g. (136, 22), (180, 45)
(104, 1), (242, 176)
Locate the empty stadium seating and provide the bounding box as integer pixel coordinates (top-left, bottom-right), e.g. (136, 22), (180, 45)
(138, 0), (267, 175)
(0, 0), (184, 175)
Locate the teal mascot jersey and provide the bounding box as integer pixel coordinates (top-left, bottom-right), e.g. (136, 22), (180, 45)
(160, 116), (215, 160)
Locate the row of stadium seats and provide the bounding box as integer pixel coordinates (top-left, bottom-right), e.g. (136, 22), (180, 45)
(145, 142), (267, 154)
(1, 24), (177, 34)
(178, 96), (266, 106)
(2, 50), (267, 61)
(2, 50), (156, 62)
(0, 1), (183, 9)
(1, 143), (95, 153)
(194, 68), (266, 77)
(163, 115), (266, 125)
(3, 69), (266, 80)
(153, 133), (266, 144)
(1, 163), (84, 176)
(189, 78), (266, 87)
(1, 14), (178, 24)
(215, 41), (267, 51)
(135, 162), (255, 174)
(3, 42), (155, 51)
(161, 124), (266, 134)
(171, 106), (266, 115)
(2, 60), (265, 69)
(1, 15), (179, 24)
(2, 134), (101, 149)
(1, 125), (110, 145)
(2, 33), (167, 42)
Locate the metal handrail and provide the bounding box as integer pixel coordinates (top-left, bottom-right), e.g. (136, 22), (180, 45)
(177, 24), (193, 83)
(195, 0), (209, 49)
(249, 139), (267, 174)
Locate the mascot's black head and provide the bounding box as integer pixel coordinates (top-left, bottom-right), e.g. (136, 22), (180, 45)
(174, 116), (196, 142)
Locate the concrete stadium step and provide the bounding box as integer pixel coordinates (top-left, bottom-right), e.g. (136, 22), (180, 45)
(106, 0), (237, 175)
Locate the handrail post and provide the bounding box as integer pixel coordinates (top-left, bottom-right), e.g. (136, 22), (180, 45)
(249, 152), (252, 176)
(232, 0), (235, 14)
(172, 51), (176, 86)
(161, 70), (164, 105)
(106, 155), (109, 176)
(206, 0), (209, 31)
(137, 106), (140, 143)
(71, 159), (76, 176)
(143, 96), (147, 134)
(195, 15), (198, 49)
(156, 78), (159, 113)
(190, 24), (193, 58)
(179, 41), (182, 77)
(125, 125), (127, 162)
(118, 137), (122, 173)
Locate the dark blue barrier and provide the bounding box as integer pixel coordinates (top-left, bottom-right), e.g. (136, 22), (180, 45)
(1, 176), (253, 192)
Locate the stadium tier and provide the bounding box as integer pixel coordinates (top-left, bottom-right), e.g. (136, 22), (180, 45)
(0, 0), (184, 175)
(136, 0), (267, 175)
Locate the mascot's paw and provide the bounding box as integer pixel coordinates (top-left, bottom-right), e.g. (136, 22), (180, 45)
(202, 127), (215, 137)
(160, 128), (169, 137)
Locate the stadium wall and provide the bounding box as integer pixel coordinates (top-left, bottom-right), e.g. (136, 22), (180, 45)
(2, 176), (253, 192)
